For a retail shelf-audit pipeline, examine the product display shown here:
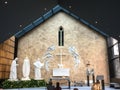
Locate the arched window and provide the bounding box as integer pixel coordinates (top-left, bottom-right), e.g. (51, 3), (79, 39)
(58, 26), (64, 46)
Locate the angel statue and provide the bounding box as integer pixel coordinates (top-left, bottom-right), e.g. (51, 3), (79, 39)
(47, 45), (55, 52)
(42, 45), (55, 71)
(68, 46), (80, 68)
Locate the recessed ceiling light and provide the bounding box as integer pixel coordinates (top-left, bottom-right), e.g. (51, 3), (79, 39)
(5, 1), (8, 4)
(95, 21), (98, 24)
(44, 8), (47, 11)
(19, 25), (22, 27)
(69, 6), (72, 8)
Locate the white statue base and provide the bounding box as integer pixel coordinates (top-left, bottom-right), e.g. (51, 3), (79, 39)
(34, 78), (44, 80)
(21, 77), (30, 81)
(8, 79), (18, 81)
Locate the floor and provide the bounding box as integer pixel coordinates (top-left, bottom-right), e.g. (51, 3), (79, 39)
(2, 86), (118, 90)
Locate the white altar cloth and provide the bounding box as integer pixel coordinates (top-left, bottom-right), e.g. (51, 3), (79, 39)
(53, 68), (70, 76)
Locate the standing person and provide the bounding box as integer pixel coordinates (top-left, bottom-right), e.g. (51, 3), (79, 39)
(33, 58), (44, 80)
(22, 56), (30, 80)
(74, 88), (78, 90)
(55, 82), (62, 90)
(9, 57), (19, 81)
(47, 81), (55, 90)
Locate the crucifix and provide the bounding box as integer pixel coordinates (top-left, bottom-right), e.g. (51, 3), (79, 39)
(58, 48), (63, 68)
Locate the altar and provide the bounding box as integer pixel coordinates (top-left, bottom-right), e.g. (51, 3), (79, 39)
(51, 68), (71, 89)
(53, 68), (70, 76)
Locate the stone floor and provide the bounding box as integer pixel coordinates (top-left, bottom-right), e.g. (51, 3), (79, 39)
(2, 86), (118, 90)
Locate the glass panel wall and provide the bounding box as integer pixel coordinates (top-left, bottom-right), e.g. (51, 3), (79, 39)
(107, 37), (120, 78)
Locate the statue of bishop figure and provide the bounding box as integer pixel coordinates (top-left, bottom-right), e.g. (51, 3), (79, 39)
(33, 58), (44, 80)
(21, 56), (30, 80)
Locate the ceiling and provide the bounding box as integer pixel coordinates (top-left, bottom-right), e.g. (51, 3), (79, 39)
(0, 0), (120, 43)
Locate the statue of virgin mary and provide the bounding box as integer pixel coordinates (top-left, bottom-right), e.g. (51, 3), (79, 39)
(21, 56), (30, 80)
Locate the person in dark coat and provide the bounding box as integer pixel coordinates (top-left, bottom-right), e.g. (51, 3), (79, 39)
(47, 81), (55, 90)
(55, 82), (62, 90)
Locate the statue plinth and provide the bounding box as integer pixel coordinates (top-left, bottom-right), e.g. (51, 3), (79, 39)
(34, 78), (44, 80)
(8, 79), (18, 81)
(21, 77), (30, 81)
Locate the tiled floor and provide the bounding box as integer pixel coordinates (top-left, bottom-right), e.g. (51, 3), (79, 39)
(3, 86), (118, 90)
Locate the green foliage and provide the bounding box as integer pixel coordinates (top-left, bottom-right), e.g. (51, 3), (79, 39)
(1, 79), (46, 89)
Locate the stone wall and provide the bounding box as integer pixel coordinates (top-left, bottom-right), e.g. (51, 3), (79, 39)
(17, 12), (109, 84)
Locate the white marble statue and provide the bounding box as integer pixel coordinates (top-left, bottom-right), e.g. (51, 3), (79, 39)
(68, 46), (79, 57)
(68, 46), (80, 68)
(9, 57), (19, 81)
(43, 45), (55, 71)
(43, 52), (53, 59)
(33, 58), (44, 80)
(44, 53), (53, 71)
(47, 45), (55, 52)
(22, 56), (30, 80)
(45, 59), (50, 71)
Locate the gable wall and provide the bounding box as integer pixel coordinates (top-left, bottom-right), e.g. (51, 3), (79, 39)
(17, 12), (109, 84)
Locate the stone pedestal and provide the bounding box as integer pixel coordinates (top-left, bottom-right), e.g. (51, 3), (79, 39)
(34, 78), (44, 80)
(21, 77), (30, 81)
(8, 79), (18, 81)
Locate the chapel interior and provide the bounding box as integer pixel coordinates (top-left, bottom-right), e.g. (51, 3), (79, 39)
(0, 1), (120, 89)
